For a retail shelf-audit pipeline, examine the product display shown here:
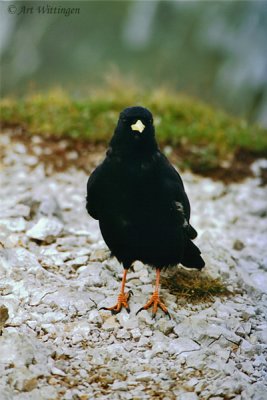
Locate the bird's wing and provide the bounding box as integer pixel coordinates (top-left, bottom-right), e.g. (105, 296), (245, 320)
(158, 152), (198, 239)
(86, 162), (106, 220)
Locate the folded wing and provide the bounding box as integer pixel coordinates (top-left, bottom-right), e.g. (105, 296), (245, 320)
(158, 152), (198, 239)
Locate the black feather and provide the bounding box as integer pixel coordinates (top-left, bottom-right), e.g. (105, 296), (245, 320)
(86, 106), (205, 270)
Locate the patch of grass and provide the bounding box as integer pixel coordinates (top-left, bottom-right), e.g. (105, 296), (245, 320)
(1, 81), (267, 174)
(161, 268), (232, 302)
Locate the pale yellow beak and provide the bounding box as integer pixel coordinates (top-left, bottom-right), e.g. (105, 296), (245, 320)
(131, 119), (145, 133)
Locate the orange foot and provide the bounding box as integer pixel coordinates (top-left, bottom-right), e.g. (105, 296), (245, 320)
(99, 290), (133, 315)
(136, 291), (171, 319)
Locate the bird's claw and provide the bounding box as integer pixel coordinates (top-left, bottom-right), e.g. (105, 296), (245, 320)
(166, 311), (171, 320)
(136, 291), (171, 319)
(99, 291), (132, 315)
(109, 305), (130, 315)
(151, 310), (171, 320)
(136, 306), (145, 316)
(110, 308), (122, 315)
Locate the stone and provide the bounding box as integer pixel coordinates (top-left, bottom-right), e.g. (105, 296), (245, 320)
(185, 351), (207, 370)
(66, 256), (88, 269)
(180, 393), (198, 400)
(134, 372), (152, 382)
(235, 322), (252, 338)
(72, 321), (91, 338)
(186, 378), (199, 388)
(0, 217), (27, 232)
(3, 247), (42, 274)
(241, 361), (254, 375)
(102, 316), (119, 331)
(26, 217), (63, 242)
(168, 338), (200, 355)
(256, 329), (267, 344)
(116, 329), (131, 340)
(152, 341), (168, 354)
(13, 143), (26, 154)
(88, 310), (103, 325)
(143, 328), (153, 337)
(117, 313), (139, 330)
(240, 339), (255, 356)
(137, 337), (150, 347)
(155, 318), (174, 335)
(78, 263), (103, 287)
(42, 288), (94, 312)
(111, 381), (128, 390)
(233, 240), (245, 251)
(22, 377), (38, 392)
(131, 328), (142, 340)
(51, 367), (66, 376)
(89, 249), (110, 262)
(1, 131), (267, 399)
(250, 272), (267, 293)
(0, 203), (30, 219)
(252, 354), (266, 367)
(241, 382), (267, 400)
(43, 311), (66, 323)
(33, 195), (63, 219)
(174, 316), (210, 342)
(0, 331), (51, 369)
(40, 250), (71, 267)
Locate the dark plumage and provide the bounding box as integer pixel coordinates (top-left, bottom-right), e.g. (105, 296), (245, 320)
(86, 106), (205, 317)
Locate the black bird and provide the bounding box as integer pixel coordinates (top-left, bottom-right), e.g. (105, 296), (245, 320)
(86, 106), (205, 318)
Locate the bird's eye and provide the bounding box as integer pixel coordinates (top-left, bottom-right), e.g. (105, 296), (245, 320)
(121, 118), (127, 123)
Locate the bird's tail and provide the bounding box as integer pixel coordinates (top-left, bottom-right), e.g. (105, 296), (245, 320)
(181, 239), (205, 270)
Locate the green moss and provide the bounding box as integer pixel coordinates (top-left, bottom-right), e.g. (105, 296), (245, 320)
(1, 85), (267, 172)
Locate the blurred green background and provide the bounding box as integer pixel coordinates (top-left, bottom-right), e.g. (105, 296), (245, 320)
(1, 0), (267, 126)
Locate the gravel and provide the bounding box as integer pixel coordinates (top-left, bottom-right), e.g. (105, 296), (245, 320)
(0, 131), (267, 399)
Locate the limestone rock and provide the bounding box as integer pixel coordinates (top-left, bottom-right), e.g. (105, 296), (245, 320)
(102, 316), (119, 331)
(168, 338), (200, 355)
(26, 217), (63, 242)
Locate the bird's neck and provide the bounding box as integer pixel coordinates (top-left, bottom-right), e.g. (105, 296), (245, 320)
(109, 129), (159, 160)
(109, 140), (158, 161)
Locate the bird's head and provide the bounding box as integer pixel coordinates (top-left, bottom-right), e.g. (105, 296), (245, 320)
(110, 106), (158, 154)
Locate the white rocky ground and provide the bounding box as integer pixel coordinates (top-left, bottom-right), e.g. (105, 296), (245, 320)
(0, 131), (267, 400)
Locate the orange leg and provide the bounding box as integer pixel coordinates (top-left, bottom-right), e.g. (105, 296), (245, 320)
(136, 269), (170, 319)
(100, 269), (132, 314)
